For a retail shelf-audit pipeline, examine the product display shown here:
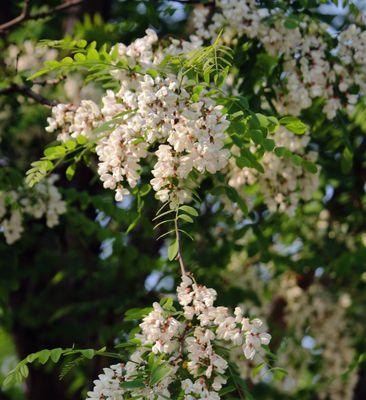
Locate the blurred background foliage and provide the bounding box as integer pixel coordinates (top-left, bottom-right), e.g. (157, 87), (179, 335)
(0, 1), (365, 399)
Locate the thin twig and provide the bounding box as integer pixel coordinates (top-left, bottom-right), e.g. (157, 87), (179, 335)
(0, 0), (31, 32)
(33, 76), (66, 86)
(174, 210), (187, 276)
(0, 83), (57, 107)
(172, 323), (190, 364)
(0, 0), (84, 33)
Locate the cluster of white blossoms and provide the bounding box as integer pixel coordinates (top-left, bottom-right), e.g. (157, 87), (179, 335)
(41, 28), (325, 217)
(225, 253), (359, 400)
(0, 175), (66, 244)
(279, 275), (357, 400)
(45, 100), (103, 142)
(228, 127), (319, 216)
(86, 275), (271, 400)
(5, 40), (58, 73)
(192, 0), (366, 119)
(45, 30), (230, 207)
(97, 75), (229, 205)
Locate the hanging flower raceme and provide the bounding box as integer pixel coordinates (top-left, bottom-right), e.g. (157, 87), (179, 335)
(227, 127), (319, 216)
(45, 30), (230, 208)
(40, 29), (320, 219)
(0, 175), (66, 244)
(192, 0), (366, 119)
(86, 274), (271, 400)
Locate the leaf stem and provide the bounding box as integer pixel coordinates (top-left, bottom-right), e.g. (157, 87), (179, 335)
(174, 209), (187, 276)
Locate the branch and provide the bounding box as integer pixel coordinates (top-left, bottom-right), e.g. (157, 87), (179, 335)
(0, 0), (30, 32)
(0, 0), (84, 33)
(0, 84), (57, 107)
(173, 323), (190, 364)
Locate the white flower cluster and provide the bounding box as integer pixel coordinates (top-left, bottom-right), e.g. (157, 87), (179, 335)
(279, 276), (358, 400)
(228, 127), (319, 216)
(176, 276), (270, 360)
(0, 175), (66, 244)
(5, 40), (58, 73)
(45, 100), (103, 142)
(87, 363), (125, 400)
(98, 75), (229, 205)
(192, 0), (365, 118)
(46, 30), (230, 207)
(86, 275), (271, 400)
(226, 254), (359, 400)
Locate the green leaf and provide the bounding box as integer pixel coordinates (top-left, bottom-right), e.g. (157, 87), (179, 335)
(66, 164), (76, 181)
(76, 135), (88, 145)
(219, 385), (236, 396)
(146, 68), (158, 78)
(267, 116), (279, 133)
(291, 154), (303, 166)
(179, 205), (199, 216)
(150, 364), (173, 386)
(271, 367), (288, 380)
(341, 146), (353, 173)
(241, 148), (264, 173)
(64, 140), (77, 150)
(30, 159), (53, 172)
(262, 138), (275, 151)
(302, 160), (318, 174)
(44, 60), (60, 69)
(74, 53), (86, 62)
(38, 349), (51, 365)
(19, 364), (29, 378)
(274, 146), (291, 158)
(236, 156), (251, 169)
(124, 307), (153, 321)
(255, 113), (269, 128)
(81, 349), (95, 359)
(252, 362), (264, 377)
(160, 297), (174, 310)
(225, 186), (248, 215)
(126, 215), (140, 234)
(28, 67), (50, 80)
(256, 53), (278, 76)
(61, 57), (73, 65)
(2, 373), (16, 388)
(121, 380), (146, 389)
(284, 17), (299, 29)
(178, 214), (194, 223)
(280, 116), (307, 135)
(50, 348), (63, 363)
(249, 129), (263, 145)
(132, 137), (145, 145)
(26, 353), (38, 363)
(87, 48), (100, 60)
(76, 39), (87, 48)
(44, 146), (66, 160)
(168, 240), (179, 261)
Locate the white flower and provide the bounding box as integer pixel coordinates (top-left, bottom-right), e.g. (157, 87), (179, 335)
(241, 318), (271, 360)
(182, 378), (194, 394)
